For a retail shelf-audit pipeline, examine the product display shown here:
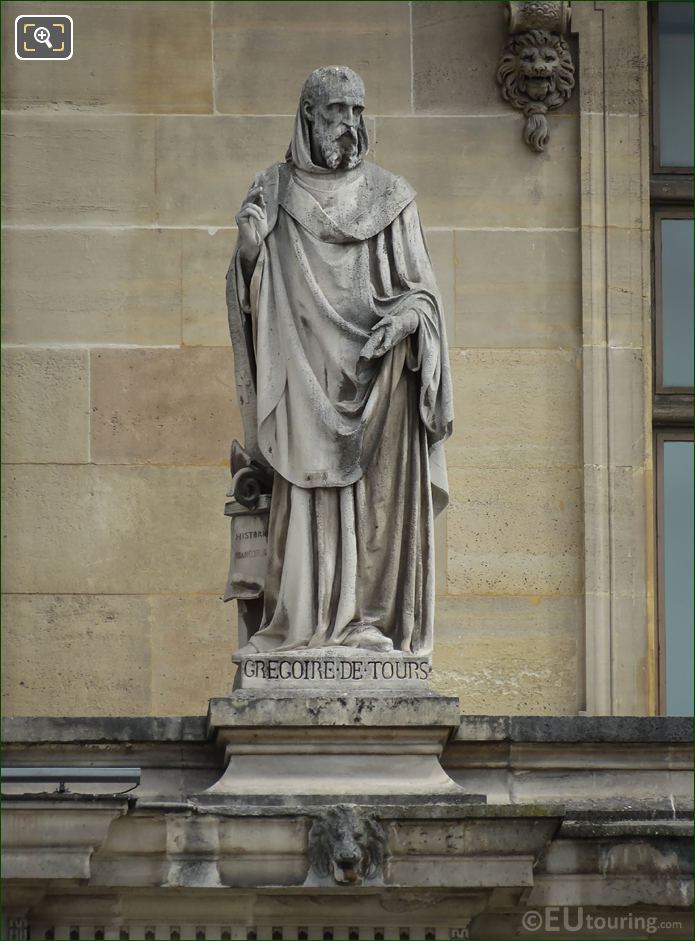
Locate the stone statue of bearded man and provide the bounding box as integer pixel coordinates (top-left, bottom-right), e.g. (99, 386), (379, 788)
(227, 67), (453, 660)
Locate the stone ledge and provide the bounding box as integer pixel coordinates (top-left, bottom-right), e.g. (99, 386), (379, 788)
(208, 692), (461, 729)
(136, 799), (554, 818)
(2, 714), (691, 744)
(455, 715), (694, 743)
(560, 818), (693, 838)
(1, 715), (208, 743)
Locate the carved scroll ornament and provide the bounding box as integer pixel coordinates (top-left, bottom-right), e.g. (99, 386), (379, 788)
(497, 1), (575, 153)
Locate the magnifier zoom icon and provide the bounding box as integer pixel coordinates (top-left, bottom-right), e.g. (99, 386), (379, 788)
(34, 26), (53, 48)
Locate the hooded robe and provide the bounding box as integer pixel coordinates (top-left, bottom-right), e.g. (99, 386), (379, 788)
(226, 103), (453, 657)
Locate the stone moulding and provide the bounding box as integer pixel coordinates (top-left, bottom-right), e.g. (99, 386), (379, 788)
(200, 692), (476, 803)
(572, 1), (654, 714)
(508, 0), (571, 34)
(2, 717), (691, 934)
(1, 798), (129, 882)
(496, 1), (576, 152)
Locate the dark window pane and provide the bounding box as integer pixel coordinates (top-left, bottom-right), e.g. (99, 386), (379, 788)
(664, 440), (694, 715)
(659, 2), (694, 167)
(661, 218), (694, 388)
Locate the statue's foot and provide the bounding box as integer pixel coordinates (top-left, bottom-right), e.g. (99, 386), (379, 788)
(343, 625), (394, 653)
(232, 641), (260, 663)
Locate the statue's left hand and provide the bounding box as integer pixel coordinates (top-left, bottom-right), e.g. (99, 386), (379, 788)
(359, 310), (419, 361)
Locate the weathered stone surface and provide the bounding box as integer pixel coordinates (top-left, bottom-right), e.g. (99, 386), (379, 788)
(583, 465), (650, 600)
(182, 228), (238, 347)
(205, 691), (466, 801)
(585, 113), (648, 231)
(156, 113), (580, 229)
(448, 349), (581, 467)
(1, 593), (236, 718)
(1, 229), (181, 345)
(1, 594), (151, 716)
(1, 115), (155, 224)
(576, 5), (652, 716)
(2, 465), (229, 594)
(236, 649), (432, 691)
(430, 595), (580, 714)
(90, 347), (241, 465)
(576, 0), (648, 114)
(2, 2), (213, 113)
(209, 692), (461, 730)
(413, 1), (522, 115)
(581, 346), (646, 467)
(454, 229), (581, 349)
(372, 114), (580, 228)
(453, 714), (694, 743)
(155, 116), (293, 226)
(601, 465), (650, 716)
(446, 465), (583, 596)
(213, 1), (411, 115)
(509, 715), (694, 743)
(1, 349), (89, 463)
(5, 713), (691, 746)
(1, 715), (209, 742)
(149, 595), (237, 715)
(2, 802), (128, 881)
(604, 226), (649, 350)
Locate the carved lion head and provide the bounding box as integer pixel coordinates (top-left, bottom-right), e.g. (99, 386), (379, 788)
(497, 29), (575, 151)
(307, 805), (386, 885)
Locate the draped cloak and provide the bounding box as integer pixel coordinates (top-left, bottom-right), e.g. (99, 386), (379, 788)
(227, 114), (453, 657)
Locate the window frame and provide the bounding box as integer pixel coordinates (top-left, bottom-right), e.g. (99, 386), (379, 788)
(655, 429), (694, 714)
(648, 0), (694, 716)
(652, 207), (694, 396)
(649, 1), (695, 176)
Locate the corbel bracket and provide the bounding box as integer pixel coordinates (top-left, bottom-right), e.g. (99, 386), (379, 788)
(496, 1), (575, 152)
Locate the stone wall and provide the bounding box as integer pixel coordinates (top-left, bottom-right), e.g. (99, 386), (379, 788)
(2, 1), (584, 716)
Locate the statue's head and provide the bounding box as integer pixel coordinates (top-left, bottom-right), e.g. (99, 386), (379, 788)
(299, 66), (367, 171)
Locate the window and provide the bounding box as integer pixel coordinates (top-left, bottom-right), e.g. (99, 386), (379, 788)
(650, 2), (694, 715)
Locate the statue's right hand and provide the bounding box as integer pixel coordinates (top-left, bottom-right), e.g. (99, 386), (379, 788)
(235, 182), (269, 263)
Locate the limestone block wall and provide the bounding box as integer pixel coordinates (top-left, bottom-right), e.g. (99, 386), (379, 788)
(2, 1), (583, 716)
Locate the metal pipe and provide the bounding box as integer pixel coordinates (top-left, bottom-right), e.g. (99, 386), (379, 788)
(1, 767), (141, 785)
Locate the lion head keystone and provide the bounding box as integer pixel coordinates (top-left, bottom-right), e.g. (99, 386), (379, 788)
(305, 805), (387, 886)
(497, 1), (575, 153)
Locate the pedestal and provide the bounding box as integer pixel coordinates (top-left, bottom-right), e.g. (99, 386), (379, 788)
(201, 651), (482, 805)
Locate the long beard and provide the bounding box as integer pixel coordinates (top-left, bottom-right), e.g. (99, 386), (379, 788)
(317, 127), (360, 170)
